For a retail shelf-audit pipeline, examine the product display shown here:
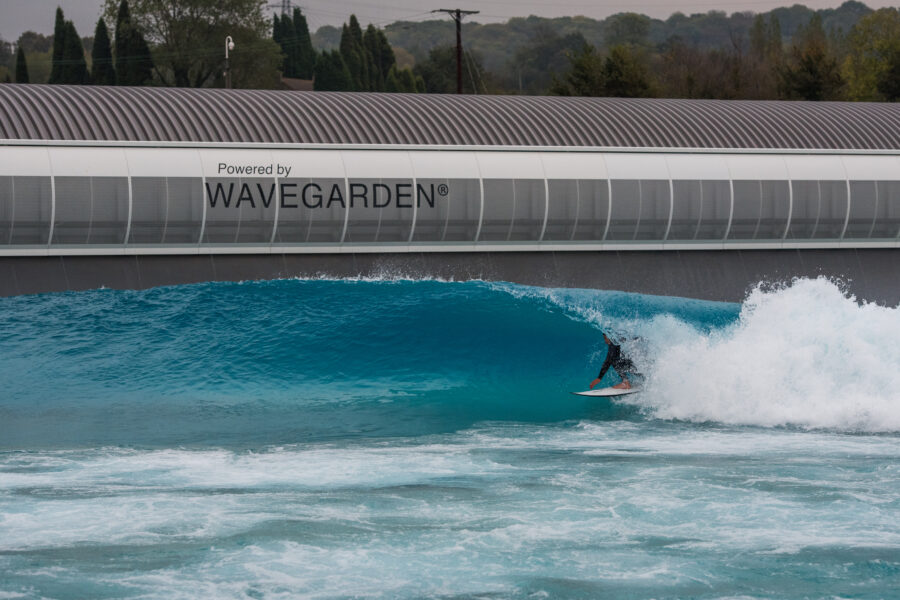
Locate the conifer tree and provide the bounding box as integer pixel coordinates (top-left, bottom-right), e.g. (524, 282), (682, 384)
(339, 23), (363, 90)
(314, 50), (352, 91)
(293, 7), (316, 79)
(91, 18), (116, 85)
(114, 0), (153, 86)
(59, 21), (89, 84)
(49, 7), (66, 83)
(15, 46), (29, 83)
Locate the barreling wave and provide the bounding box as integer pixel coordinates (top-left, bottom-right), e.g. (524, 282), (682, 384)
(0, 275), (897, 448)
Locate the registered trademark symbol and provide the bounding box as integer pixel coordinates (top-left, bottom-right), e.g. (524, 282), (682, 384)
(438, 184), (449, 196)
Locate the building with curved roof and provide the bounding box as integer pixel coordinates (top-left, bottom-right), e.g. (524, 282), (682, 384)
(1, 85), (898, 301)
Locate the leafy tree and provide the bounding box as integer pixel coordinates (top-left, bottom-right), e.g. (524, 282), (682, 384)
(114, 0), (153, 85)
(602, 12), (651, 47)
(15, 46), (29, 83)
(507, 28), (586, 94)
(313, 50), (352, 91)
(602, 44), (654, 97)
(17, 32), (53, 54)
(104, 0), (280, 88)
(877, 47), (900, 100)
(779, 14), (844, 100)
(842, 8), (900, 100)
(414, 44), (487, 94)
(91, 18), (116, 85)
(549, 43), (605, 96)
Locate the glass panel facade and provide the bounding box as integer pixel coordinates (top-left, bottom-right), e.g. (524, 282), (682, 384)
(0, 176), (52, 245)
(694, 181), (731, 240)
(873, 181), (900, 238)
(608, 180), (640, 240)
(670, 180), (702, 240)
(130, 177), (204, 244)
(53, 176), (128, 244)
(635, 180), (671, 240)
(544, 179), (609, 241)
(412, 178), (479, 242)
(729, 181), (762, 240)
(814, 181), (848, 239)
(203, 178), (277, 244)
(480, 179), (515, 241)
(343, 179), (416, 243)
(274, 178), (345, 243)
(509, 179), (546, 241)
(758, 181), (790, 239)
(788, 181), (819, 239)
(846, 181), (876, 239)
(6, 170), (900, 248)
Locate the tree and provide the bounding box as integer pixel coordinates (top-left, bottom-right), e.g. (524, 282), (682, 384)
(91, 18), (116, 85)
(49, 7), (66, 83)
(114, 0), (153, 86)
(15, 47), (29, 83)
(779, 14), (844, 100)
(414, 44), (487, 94)
(842, 8), (900, 100)
(549, 43), (606, 96)
(339, 20), (366, 90)
(104, 0), (280, 88)
(602, 44), (654, 97)
(877, 47), (900, 100)
(293, 7), (316, 79)
(313, 50), (352, 91)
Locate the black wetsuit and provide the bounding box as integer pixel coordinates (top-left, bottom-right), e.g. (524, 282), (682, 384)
(597, 342), (636, 381)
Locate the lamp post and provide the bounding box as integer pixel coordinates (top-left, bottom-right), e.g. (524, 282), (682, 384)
(224, 36), (235, 89)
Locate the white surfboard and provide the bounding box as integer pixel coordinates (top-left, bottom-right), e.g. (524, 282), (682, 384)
(571, 387), (641, 397)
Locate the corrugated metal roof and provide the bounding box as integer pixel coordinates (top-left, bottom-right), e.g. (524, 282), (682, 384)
(2, 84), (900, 150)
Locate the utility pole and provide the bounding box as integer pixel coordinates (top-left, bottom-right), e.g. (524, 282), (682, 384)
(432, 8), (479, 94)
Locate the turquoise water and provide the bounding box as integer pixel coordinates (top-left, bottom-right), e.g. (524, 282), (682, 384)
(1, 277), (899, 598)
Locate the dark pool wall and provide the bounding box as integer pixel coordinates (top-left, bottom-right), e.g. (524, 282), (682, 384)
(0, 249), (897, 304)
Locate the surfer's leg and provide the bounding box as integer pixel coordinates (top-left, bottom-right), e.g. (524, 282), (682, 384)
(611, 366), (632, 389)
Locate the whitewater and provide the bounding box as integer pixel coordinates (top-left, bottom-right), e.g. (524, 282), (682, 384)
(1, 277), (898, 599)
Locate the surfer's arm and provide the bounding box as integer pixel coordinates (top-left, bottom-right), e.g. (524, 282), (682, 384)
(589, 377), (603, 389)
(593, 356), (613, 386)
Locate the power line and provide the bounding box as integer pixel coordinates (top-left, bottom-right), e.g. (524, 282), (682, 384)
(432, 8), (478, 94)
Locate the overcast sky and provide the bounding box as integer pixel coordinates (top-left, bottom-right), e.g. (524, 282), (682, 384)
(1, 0), (894, 42)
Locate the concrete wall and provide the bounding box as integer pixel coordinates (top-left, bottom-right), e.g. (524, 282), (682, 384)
(0, 249), (897, 305)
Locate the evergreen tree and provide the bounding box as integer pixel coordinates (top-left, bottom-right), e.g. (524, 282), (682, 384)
(339, 23), (364, 90)
(363, 25), (383, 91)
(115, 0), (153, 86)
(602, 45), (654, 97)
(293, 7), (316, 79)
(58, 21), (89, 84)
(314, 50), (352, 91)
(91, 18), (116, 85)
(15, 46), (29, 83)
(779, 14), (843, 100)
(49, 7), (66, 83)
(277, 12), (294, 76)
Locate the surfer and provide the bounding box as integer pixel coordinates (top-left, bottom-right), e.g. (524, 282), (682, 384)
(589, 334), (637, 390)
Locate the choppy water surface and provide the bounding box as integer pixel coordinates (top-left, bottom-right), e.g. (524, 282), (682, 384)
(1, 277), (898, 599)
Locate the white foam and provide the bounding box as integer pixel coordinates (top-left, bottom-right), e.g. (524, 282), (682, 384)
(637, 278), (900, 431)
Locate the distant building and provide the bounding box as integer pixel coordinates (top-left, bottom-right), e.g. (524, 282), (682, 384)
(0, 84), (898, 301)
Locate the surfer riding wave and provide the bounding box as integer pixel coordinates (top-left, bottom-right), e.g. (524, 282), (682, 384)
(590, 334), (639, 390)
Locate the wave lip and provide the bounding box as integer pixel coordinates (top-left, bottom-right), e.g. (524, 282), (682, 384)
(636, 278), (900, 432)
